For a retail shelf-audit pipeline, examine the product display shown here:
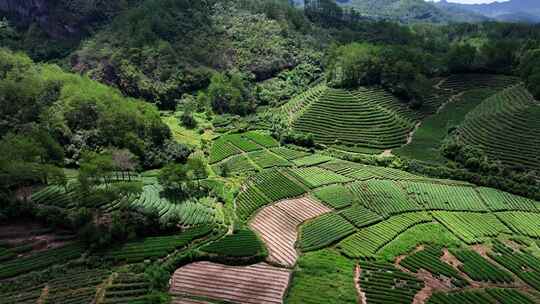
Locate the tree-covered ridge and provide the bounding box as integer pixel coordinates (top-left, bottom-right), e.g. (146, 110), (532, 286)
(68, 0), (321, 110)
(0, 48), (185, 169)
(302, 0), (487, 23)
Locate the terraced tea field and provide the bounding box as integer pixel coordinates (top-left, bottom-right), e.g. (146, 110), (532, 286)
(458, 85), (540, 172)
(289, 86), (416, 150)
(11, 75), (540, 304)
(224, 157), (540, 303)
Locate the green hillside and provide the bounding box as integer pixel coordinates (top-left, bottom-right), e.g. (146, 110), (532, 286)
(284, 85), (418, 151)
(458, 85), (540, 172)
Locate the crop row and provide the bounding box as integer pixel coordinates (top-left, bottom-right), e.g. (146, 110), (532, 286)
(488, 240), (540, 292)
(242, 131), (279, 148)
(496, 211), (540, 238)
(249, 169), (306, 202)
(248, 149), (291, 169)
(400, 245), (467, 287)
(0, 243), (85, 279)
(131, 184), (216, 226)
(102, 226), (213, 263)
(339, 212), (432, 258)
(339, 204), (383, 228)
(359, 261), (424, 304)
(450, 249), (513, 283)
(281, 84), (328, 125)
(270, 147), (309, 161)
(428, 288), (535, 304)
(213, 154), (258, 175)
(44, 269), (110, 304)
(459, 85), (540, 172)
(477, 187), (539, 212)
(1, 286), (44, 304)
(236, 169), (306, 221)
(288, 167), (352, 189)
(292, 154), (334, 167)
(403, 182), (487, 212)
(209, 132), (279, 165)
(285, 249), (357, 304)
(348, 180), (422, 217)
(235, 186), (272, 221)
(313, 184), (355, 209)
(433, 211), (511, 244)
(440, 74), (518, 93)
(299, 213), (356, 251)
(292, 88), (414, 149)
(201, 229), (266, 258)
(31, 185), (82, 209)
(102, 272), (151, 304)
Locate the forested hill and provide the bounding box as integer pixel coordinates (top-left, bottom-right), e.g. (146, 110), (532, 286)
(293, 0), (487, 23)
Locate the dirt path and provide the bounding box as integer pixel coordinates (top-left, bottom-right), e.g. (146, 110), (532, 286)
(407, 122), (423, 145)
(381, 149), (393, 157)
(37, 285), (48, 304)
(355, 264), (367, 304)
(436, 91), (465, 115)
(94, 273), (116, 304)
(434, 78), (446, 90)
(390, 81), (463, 154)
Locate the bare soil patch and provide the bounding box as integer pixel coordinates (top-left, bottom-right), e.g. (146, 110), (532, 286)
(0, 222), (74, 256)
(441, 248), (462, 269)
(170, 262), (291, 304)
(249, 196), (331, 268)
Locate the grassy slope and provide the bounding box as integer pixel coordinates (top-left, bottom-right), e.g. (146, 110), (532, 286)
(162, 112), (215, 148)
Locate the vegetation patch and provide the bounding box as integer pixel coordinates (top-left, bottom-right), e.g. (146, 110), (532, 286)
(378, 223), (462, 261)
(400, 245), (468, 287)
(359, 261), (424, 304)
(299, 213), (356, 252)
(200, 229), (266, 258)
(339, 212), (432, 258)
(285, 249), (357, 304)
(289, 167), (352, 189)
(433, 211), (511, 244)
(313, 184), (355, 209)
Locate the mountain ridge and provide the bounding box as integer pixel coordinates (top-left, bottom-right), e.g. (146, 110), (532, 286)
(435, 0), (540, 23)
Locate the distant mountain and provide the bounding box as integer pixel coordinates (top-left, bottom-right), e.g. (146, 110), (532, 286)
(435, 0), (540, 23)
(292, 0), (487, 23)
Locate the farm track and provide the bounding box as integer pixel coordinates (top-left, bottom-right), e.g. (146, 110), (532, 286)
(355, 265), (367, 304)
(249, 196), (332, 268)
(170, 262), (291, 304)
